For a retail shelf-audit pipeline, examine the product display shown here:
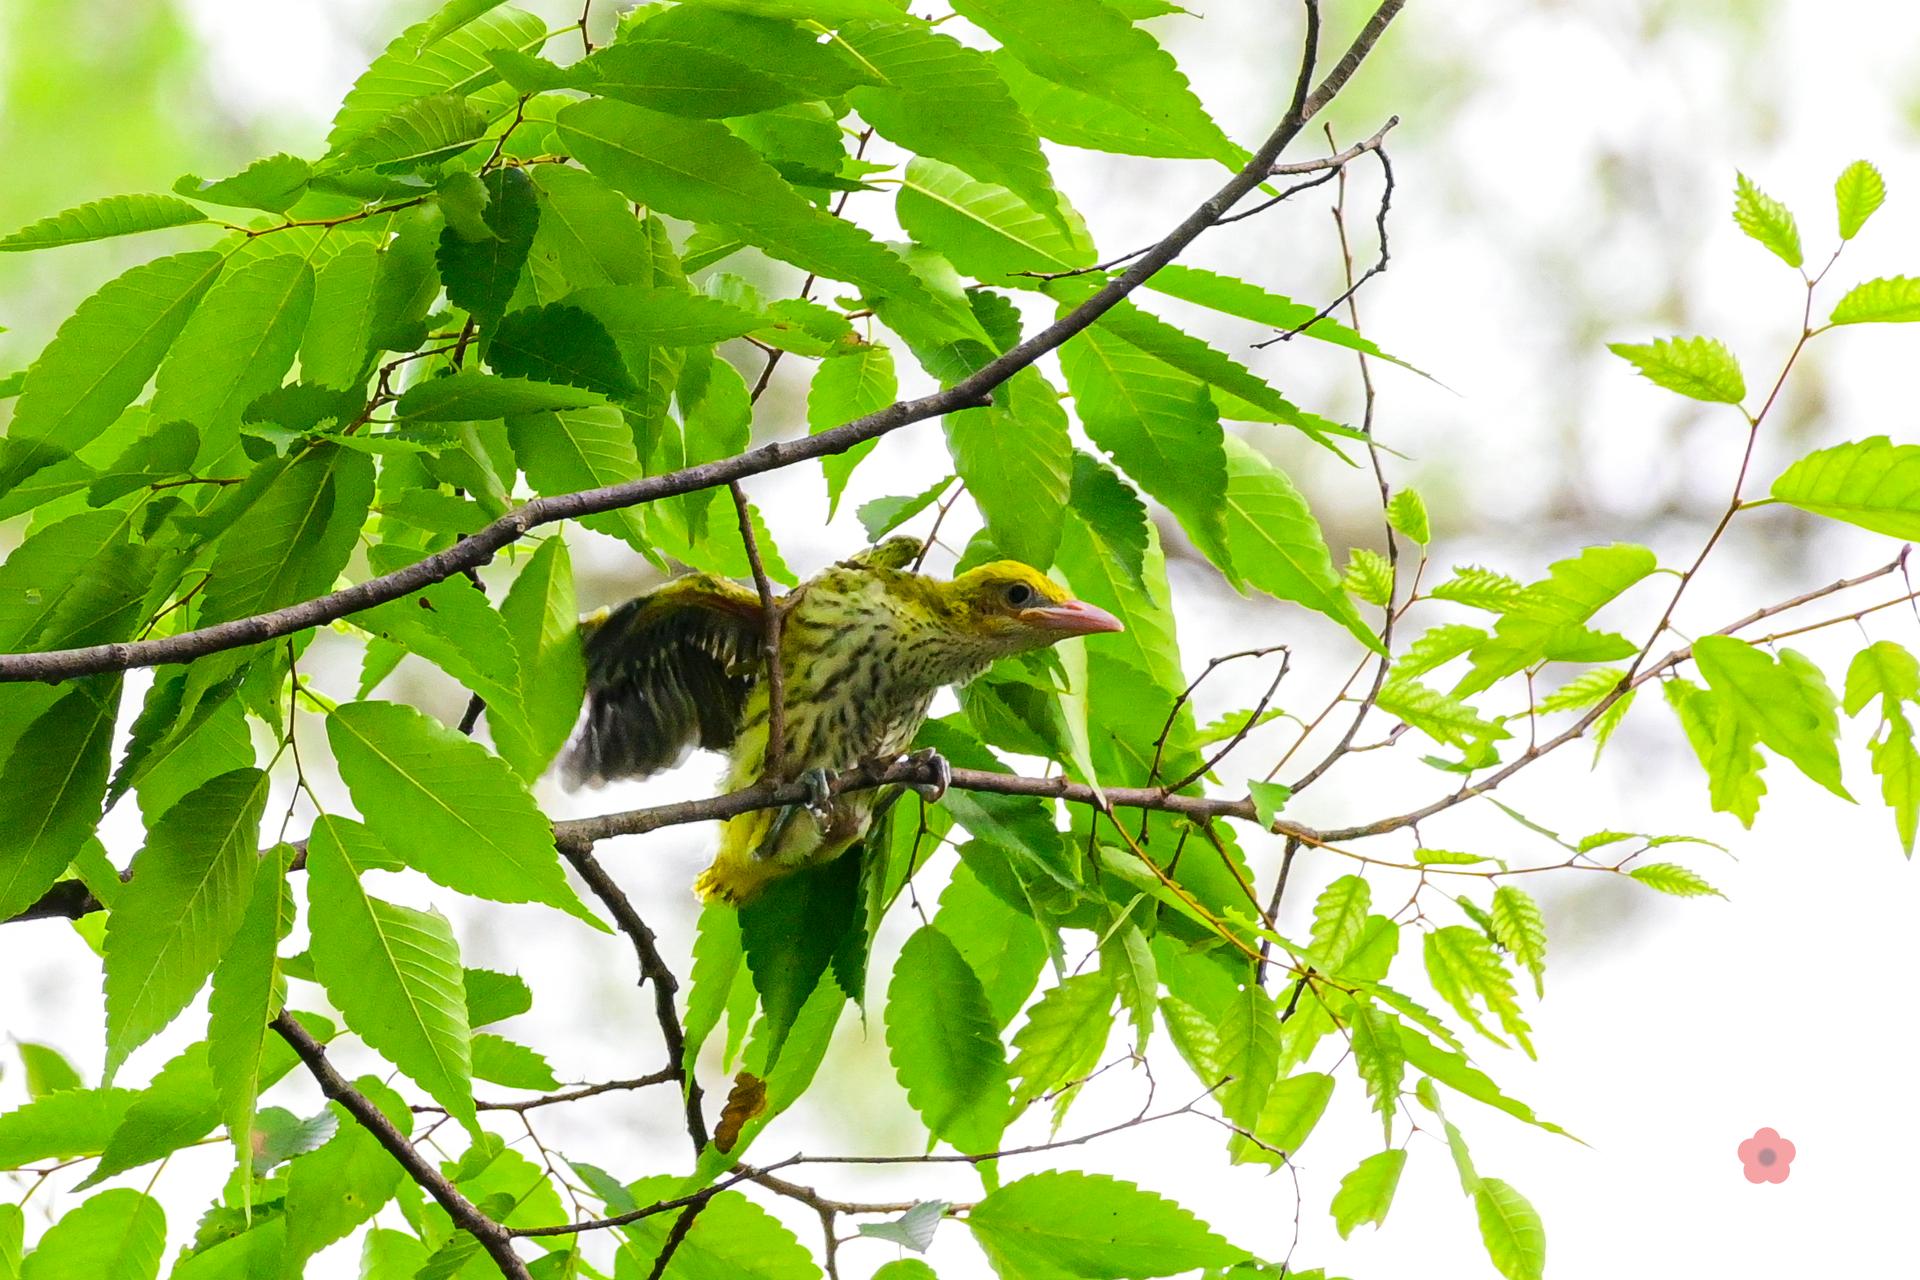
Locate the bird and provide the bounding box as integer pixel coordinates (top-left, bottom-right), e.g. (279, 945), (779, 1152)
(564, 536), (1123, 905)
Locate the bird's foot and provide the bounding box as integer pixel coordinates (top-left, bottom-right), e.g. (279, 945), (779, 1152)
(904, 748), (951, 803)
(756, 768), (836, 861)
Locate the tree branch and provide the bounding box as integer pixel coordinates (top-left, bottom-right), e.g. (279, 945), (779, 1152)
(0, 2), (1408, 688)
(271, 1012), (528, 1280)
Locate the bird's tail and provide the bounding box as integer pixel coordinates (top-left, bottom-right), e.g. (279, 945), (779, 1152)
(694, 809), (781, 905)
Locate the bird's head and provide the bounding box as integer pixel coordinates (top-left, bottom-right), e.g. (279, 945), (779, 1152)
(937, 562), (1124, 656)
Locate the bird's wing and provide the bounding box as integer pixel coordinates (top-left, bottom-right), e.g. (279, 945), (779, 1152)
(564, 574), (768, 785)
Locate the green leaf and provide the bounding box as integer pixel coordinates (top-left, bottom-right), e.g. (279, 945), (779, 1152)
(0, 194), (206, 252)
(1731, 172), (1802, 268)
(1474, 1178), (1547, 1280)
(197, 445), (374, 631)
(1457, 544), (1657, 695)
(1771, 436), (1920, 539)
(17, 1043), (83, 1098)
(966, 1171), (1249, 1277)
(1243, 1070), (1334, 1163)
(0, 250), (223, 496)
(570, 36), (809, 117)
(465, 969), (533, 1028)
(282, 1076), (411, 1269)
(357, 572), (526, 738)
(1830, 276), (1920, 325)
(1247, 780), (1291, 831)
(1431, 566), (1524, 612)
(1872, 704), (1920, 854)
(206, 842), (293, 1198)
(299, 240), (380, 390)
(1059, 324), (1233, 576)
(487, 302), (638, 398)
(0, 679), (119, 922)
(1537, 666), (1626, 714)
(1628, 863), (1724, 898)
(327, 6), (541, 154)
(1835, 160), (1886, 240)
(150, 251), (315, 460)
(493, 536), (585, 781)
(1391, 624), (1486, 683)
(307, 815), (476, 1133)
(470, 1033), (558, 1090)
(1331, 1148), (1406, 1239)
(1665, 678), (1766, 826)
(886, 926), (1010, 1153)
(1214, 981), (1281, 1139)
(945, 368), (1071, 567)
(567, 284), (763, 346)
(1400, 1031), (1572, 1137)
(992, 49), (1202, 161)
(1221, 438), (1382, 653)
(102, 769), (268, 1080)
(1008, 972), (1114, 1112)
(558, 98), (958, 321)
(933, 861), (1048, 1030)
(1387, 488), (1431, 544)
(176, 153), (312, 213)
(1423, 925), (1533, 1055)
(1306, 875), (1371, 972)
(0, 1087), (138, 1167)
(1693, 636), (1849, 798)
(17, 1190), (164, 1280)
(1490, 886), (1547, 997)
(508, 406), (649, 552)
(1376, 680), (1508, 749)
(951, 0), (1244, 169)
(397, 370), (606, 420)
(1344, 547), (1394, 606)
(843, 20), (1065, 228)
(325, 700), (603, 927)
(618, 1182), (824, 1280)
(809, 343), (899, 517)
(1348, 1006), (1404, 1142)
(739, 854), (863, 1067)
(330, 92), (488, 172)
(1845, 640), (1920, 716)
(1606, 335), (1745, 404)
(896, 157), (1094, 282)
(437, 166), (536, 325)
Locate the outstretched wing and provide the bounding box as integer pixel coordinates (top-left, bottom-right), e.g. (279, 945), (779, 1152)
(564, 574), (767, 785)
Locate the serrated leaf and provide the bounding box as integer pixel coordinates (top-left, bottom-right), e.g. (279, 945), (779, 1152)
(487, 302), (638, 398)
(1344, 547), (1394, 606)
(1664, 678), (1766, 825)
(0, 194), (206, 253)
(1537, 666), (1626, 714)
(1008, 971), (1114, 1113)
(326, 7), (540, 154)
(965, 1171), (1249, 1276)
(1628, 862), (1724, 898)
(0, 250), (223, 496)
(1221, 438), (1382, 653)
(1331, 1148), (1406, 1239)
(1474, 1178), (1547, 1280)
(1307, 875), (1371, 972)
(1387, 488), (1430, 544)
(177, 153), (312, 213)
(1830, 276), (1920, 325)
(1490, 886), (1547, 997)
(494, 536), (585, 781)
(1377, 680), (1508, 749)
(0, 1088), (138, 1167)
(559, 98), (959, 322)
(17, 1043), (82, 1098)
(1845, 640), (1920, 716)
(325, 700), (602, 927)
(507, 405), (649, 552)
(1835, 160), (1886, 240)
(1607, 335), (1745, 404)
(330, 92), (487, 172)
(1391, 624), (1486, 684)
(470, 1033), (558, 1090)
(1693, 636), (1848, 798)
(571, 36), (809, 118)
(809, 343), (898, 517)
(1431, 566), (1524, 612)
(0, 679), (119, 922)
(896, 157), (1092, 284)
(567, 284), (763, 346)
(951, 0), (1244, 169)
(1145, 263), (1420, 371)
(618, 1181), (824, 1280)
(944, 367), (1071, 567)
(282, 1075), (412, 1268)
(307, 815), (475, 1133)
(206, 842), (293, 1199)
(17, 1189), (163, 1280)
(1457, 544), (1657, 696)
(1423, 925), (1533, 1055)
(1872, 705), (1920, 855)
(1732, 172), (1802, 268)
(1400, 1029), (1572, 1136)
(437, 165), (536, 325)
(299, 240), (380, 391)
(886, 926), (1010, 1153)
(843, 19), (1065, 228)
(857, 1201), (950, 1254)
(1349, 1006), (1403, 1142)
(397, 370), (606, 420)
(102, 769), (268, 1080)
(1771, 436), (1920, 539)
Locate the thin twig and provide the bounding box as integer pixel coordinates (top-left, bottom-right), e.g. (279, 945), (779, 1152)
(729, 482), (788, 780)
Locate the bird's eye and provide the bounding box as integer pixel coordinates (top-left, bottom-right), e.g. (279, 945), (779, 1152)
(1005, 582), (1036, 607)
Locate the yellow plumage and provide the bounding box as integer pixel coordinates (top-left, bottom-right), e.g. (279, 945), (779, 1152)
(565, 538), (1122, 904)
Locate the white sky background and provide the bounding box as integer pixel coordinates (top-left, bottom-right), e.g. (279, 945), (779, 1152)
(5, 0), (1920, 1276)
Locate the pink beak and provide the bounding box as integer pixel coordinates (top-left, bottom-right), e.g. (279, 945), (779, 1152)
(1021, 600), (1125, 636)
